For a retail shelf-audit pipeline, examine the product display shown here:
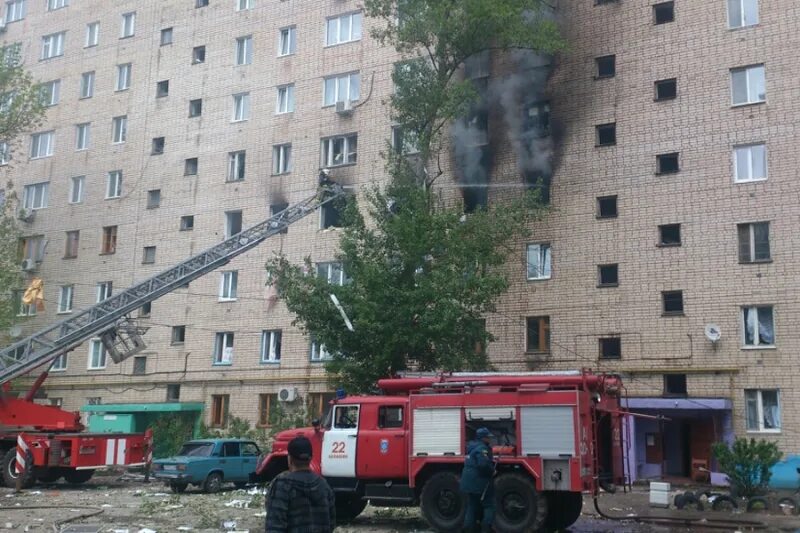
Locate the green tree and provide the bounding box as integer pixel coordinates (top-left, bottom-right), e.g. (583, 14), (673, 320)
(712, 438), (782, 498)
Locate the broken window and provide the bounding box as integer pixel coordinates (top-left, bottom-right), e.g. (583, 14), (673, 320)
(733, 143), (767, 182)
(225, 210), (242, 238)
(525, 316), (550, 353)
(659, 224), (681, 246)
(597, 195), (618, 218)
(656, 152), (679, 174)
(655, 78), (677, 101)
(192, 45), (206, 64)
(664, 374), (687, 396)
(526, 243), (552, 280)
(595, 55), (616, 78)
(392, 126), (420, 155)
(321, 134), (357, 167)
(270, 203), (289, 234)
(599, 337), (621, 359)
(151, 137), (165, 155)
(742, 305), (774, 347)
(598, 264), (618, 287)
(745, 389), (780, 432)
(156, 80), (169, 98)
(526, 101), (550, 138)
(662, 290), (684, 315)
(653, 1), (674, 24)
(166, 384), (181, 401)
(139, 302), (151, 318)
(596, 123), (616, 146)
(738, 222), (770, 262)
(180, 215), (195, 231)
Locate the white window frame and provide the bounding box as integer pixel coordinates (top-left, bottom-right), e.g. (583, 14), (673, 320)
(41, 79), (60, 106)
(275, 84), (294, 114)
(106, 170), (122, 199)
(88, 338), (107, 369)
(213, 332), (234, 365)
(316, 262), (348, 286)
(323, 72), (360, 107)
(0, 141), (9, 165)
(80, 71), (95, 98)
(392, 125), (420, 155)
(733, 143), (767, 182)
(741, 305), (774, 348)
(310, 341), (332, 362)
(727, 0), (758, 29)
(16, 290), (35, 316)
(232, 92), (250, 122)
(225, 210), (242, 238)
(116, 63), (131, 91)
(219, 271), (238, 301)
(227, 151), (246, 181)
(111, 115), (127, 144)
(745, 389), (780, 433)
(260, 330), (282, 363)
(236, 0), (253, 11)
(278, 26), (296, 56)
(526, 243), (552, 280)
(41, 32), (65, 60)
(325, 12), (362, 46)
(75, 123), (90, 151)
(30, 131), (55, 159)
(23, 182), (48, 209)
(320, 134), (357, 167)
(96, 281), (112, 302)
(51, 353), (67, 371)
(272, 143), (291, 175)
(731, 64), (765, 106)
(85, 21), (99, 47)
(57, 285), (73, 313)
(47, 0), (67, 11)
(120, 12), (136, 38)
(69, 175), (84, 203)
(235, 35), (253, 65)
(5, 0), (25, 23)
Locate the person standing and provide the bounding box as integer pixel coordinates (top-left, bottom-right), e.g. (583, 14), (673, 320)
(460, 427), (496, 533)
(265, 435), (336, 533)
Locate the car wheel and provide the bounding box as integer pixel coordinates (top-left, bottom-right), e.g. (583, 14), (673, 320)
(170, 481), (188, 494)
(204, 472), (223, 494)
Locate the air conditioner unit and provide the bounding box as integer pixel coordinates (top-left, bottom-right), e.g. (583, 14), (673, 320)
(278, 387), (298, 402)
(18, 208), (35, 222)
(20, 258), (36, 271)
(335, 99), (353, 116)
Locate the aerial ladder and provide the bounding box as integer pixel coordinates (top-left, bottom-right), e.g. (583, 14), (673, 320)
(0, 178), (345, 487)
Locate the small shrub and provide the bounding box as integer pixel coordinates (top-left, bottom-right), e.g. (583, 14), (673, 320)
(712, 438), (782, 498)
(149, 413), (197, 458)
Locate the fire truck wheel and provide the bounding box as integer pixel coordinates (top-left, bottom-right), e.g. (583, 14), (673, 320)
(36, 468), (63, 483)
(543, 492), (583, 531)
(334, 493), (367, 524)
(63, 469), (94, 484)
(420, 471), (466, 531)
(2, 448), (35, 489)
(493, 473), (546, 533)
(204, 471), (223, 493)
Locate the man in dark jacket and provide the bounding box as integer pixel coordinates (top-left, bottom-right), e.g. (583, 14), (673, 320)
(460, 427), (496, 533)
(265, 435), (336, 533)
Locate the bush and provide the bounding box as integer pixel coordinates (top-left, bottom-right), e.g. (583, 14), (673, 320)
(149, 413), (197, 458)
(712, 438), (782, 498)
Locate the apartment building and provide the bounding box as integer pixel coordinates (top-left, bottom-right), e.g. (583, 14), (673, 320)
(2, 0), (797, 481)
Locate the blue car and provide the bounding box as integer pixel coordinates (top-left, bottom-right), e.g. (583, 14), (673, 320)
(152, 438), (262, 493)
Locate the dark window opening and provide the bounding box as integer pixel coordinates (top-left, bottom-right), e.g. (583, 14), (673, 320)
(525, 101), (550, 138)
(270, 203), (289, 234)
(662, 290), (684, 315)
(653, 2), (675, 24)
(596, 123), (616, 146)
(133, 356), (146, 375)
(659, 224), (681, 246)
(596, 55), (616, 78)
(142, 246), (156, 264)
(655, 78), (677, 101)
(664, 374), (687, 396)
(378, 406), (405, 429)
(166, 384), (180, 401)
(463, 187), (489, 214)
(598, 264), (619, 287)
(171, 325), (186, 344)
(192, 45), (206, 64)
(139, 302), (151, 318)
(196, 0), (209, 7)
(657, 152), (679, 174)
(597, 195), (618, 218)
(156, 80), (169, 98)
(225, 210), (243, 237)
(180, 215), (195, 231)
(738, 222), (770, 263)
(185, 157), (198, 175)
(146, 189), (161, 209)
(599, 337), (621, 359)
(524, 172), (551, 205)
(526, 316), (550, 353)
(189, 99), (202, 117)
(152, 137), (165, 155)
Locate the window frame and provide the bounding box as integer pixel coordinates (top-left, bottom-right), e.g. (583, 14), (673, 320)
(23, 182), (49, 209)
(180, 215), (195, 231)
(69, 176), (84, 204)
(596, 195), (618, 219)
(737, 221), (770, 263)
(595, 123), (617, 147)
(51, 354), (67, 372)
(525, 316), (551, 354)
(100, 225), (117, 254)
(526, 243), (552, 281)
(57, 284), (73, 313)
(5, 0), (26, 23)
(189, 99), (203, 117)
(745, 389), (780, 433)
(595, 55), (616, 78)
(115, 63), (132, 92)
(80, 71), (95, 99)
(41, 32), (65, 60)
(661, 290), (684, 316)
(75, 122), (90, 151)
(260, 329), (282, 363)
(106, 171), (122, 199)
(64, 230), (79, 258)
(733, 143), (767, 183)
(728, 0), (759, 29)
(320, 133), (358, 167)
(654, 78), (677, 101)
(160, 27), (173, 46)
(85, 21), (99, 47)
(258, 393), (277, 427)
(213, 332), (235, 365)
(599, 337), (622, 359)
(96, 281), (112, 302)
(111, 115), (127, 144)
(232, 92), (251, 122)
(278, 26), (296, 56)
(227, 151), (246, 181)
(210, 394), (229, 427)
(219, 271), (239, 301)
(171, 325), (186, 345)
(41, 79), (60, 106)
(656, 152), (680, 174)
(142, 245), (156, 264)
(730, 64), (766, 106)
(30, 131), (55, 159)
(275, 84), (295, 114)
(120, 12), (136, 39)
(224, 210), (242, 238)
(88, 338), (107, 370)
(325, 11), (363, 46)
(235, 35), (253, 66)
(316, 262), (348, 285)
(272, 143), (292, 175)
(652, 1), (675, 24)
(310, 340), (332, 362)
(741, 305), (775, 348)
(322, 72), (360, 107)
(597, 264), (619, 287)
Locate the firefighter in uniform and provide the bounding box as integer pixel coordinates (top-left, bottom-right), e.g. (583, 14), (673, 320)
(460, 427), (496, 532)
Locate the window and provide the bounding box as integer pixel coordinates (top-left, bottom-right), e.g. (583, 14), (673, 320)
(731, 65), (765, 105)
(320, 200), (344, 229)
(106, 171), (122, 199)
(121, 12), (136, 38)
(237, 0), (253, 10)
(526, 316), (550, 353)
(278, 26), (296, 56)
(653, 1), (674, 24)
(213, 332), (234, 364)
(321, 134), (357, 167)
(64, 230), (79, 258)
(599, 337), (621, 359)
(88, 339), (107, 369)
(149, 137), (165, 156)
(745, 389), (780, 432)
(662, 290), (684, 315)
(596, 123), (616, 146)
(51, 355), (66, 372)
(0, 142), (8, 165)
(180, 215), (194, 231)
(147, 188), (161, 208)
(23, 182), (48, 209)
(235, 35), (253, 65)
(232, 92), (250, 121)
(225, 210), (242, 237)
(14, 289), (35, 316)
(742, 305), (774, 347)
(69, 176), (84, 204)
(189, 99), (203, 117)
(196, 0), (209, 7)
(171, 325), (186, 344)
(96, 281), (112, 302)
(310, 341), (332, 362)
(133, 356), (147, 375)
(30, 131), (54, 159)
(116, 63), (132, 91)
(75, 123), (90, 150)
(57, 285), (73, 313)
(526, 243), (551, 280)
(378, 406), (404, 429)
(210, 394), (229, 427)
(184, 157), (198, 175)
(308, 392), (336, 419)
(275, 84), (295, 114)
(596, 55), (615, 78)
(316, 262), (348, 285)
(86, 396), (102, 405)
(5, 0), (25, 23)
(2, 43), (21, 67)
(227, 151), (246, 181)
(323, 72), (360, 106)
(112, 116), (127, 143)
(729, 0), (758, 28)
(656, 152), (679, 174)
(325, 12), (362, 46)
(85, 22), (99, 47)
(658, 223), (681, 246)
(272, 144), (291, 175)
(258, 394), (277, 426)
(41, 32), (65, 59)
(20, 235), (45, 262)
(101, 226), (117, 254)
(41, 80), (60, 106)
(738, 222), (770, 262)
(270, 203), (289, 234)
(655, 78), (677, 101)
(80, 71), (95, 99)
(139, 302), (151, 318)
(733, 143), (766, 182)
(261, 330), (282, 363)
(160, 27), (173, 46)
(664, 374), (687, 396)
(47, 0), (67, 11)
(219, 271), (238, 301)
(156, 80), (169, 98)
(166, 384), (180, 401)
(597, 195), (618, 218)
(192, 45), (206, 64)
(392, 126), (421, 155)
(598, 264), (618, 287)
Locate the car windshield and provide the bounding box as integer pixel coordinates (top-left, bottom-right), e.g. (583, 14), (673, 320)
(177, 443), (214, 457)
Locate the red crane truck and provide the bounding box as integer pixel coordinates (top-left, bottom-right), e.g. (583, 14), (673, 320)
(256, 370), (627, 532)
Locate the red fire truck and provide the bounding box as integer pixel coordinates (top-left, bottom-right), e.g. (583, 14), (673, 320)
(256, 370), (627, 532)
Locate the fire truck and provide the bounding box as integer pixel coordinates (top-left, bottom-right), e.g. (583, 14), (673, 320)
(256, 370), (627, 532)
(0, 180), (346, 488)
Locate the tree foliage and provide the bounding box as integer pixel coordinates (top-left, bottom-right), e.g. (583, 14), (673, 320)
(712, 438), (782, 498)
(0, 185), (21, 335)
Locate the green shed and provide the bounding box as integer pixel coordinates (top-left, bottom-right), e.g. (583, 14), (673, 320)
(81, 402), (204, 436)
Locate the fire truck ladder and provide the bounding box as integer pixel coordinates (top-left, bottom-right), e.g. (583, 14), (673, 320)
(0, 181), (345, 384)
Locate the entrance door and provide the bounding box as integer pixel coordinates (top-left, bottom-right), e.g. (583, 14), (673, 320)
(322, 404), (359, 477)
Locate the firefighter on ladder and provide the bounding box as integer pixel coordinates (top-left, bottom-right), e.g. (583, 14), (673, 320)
(460, 427), (496, 533)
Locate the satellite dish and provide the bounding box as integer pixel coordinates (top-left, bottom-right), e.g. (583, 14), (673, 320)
(704, 324), (722, 343)
(8, 325), (22, 338)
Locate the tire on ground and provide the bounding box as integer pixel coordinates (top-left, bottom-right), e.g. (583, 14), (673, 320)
(420, 471), (466, 532)
(544, 491), (583, 531)
(63, 468), (94, 484)
(493, 472), (547, 533)
(1, 448), (35, 489)
(203, 471), (223, 493)
(676, 492), (704, 511)
(746, 496), (770, 513)
(710, 495), (738, 512)
(335, 492), (368, 524)
(777, 496), (799, 516)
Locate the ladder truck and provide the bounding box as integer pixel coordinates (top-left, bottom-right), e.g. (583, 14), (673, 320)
(0, 179), (346, 488)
